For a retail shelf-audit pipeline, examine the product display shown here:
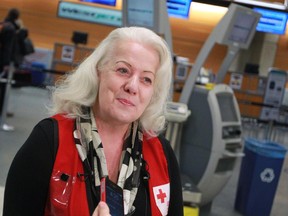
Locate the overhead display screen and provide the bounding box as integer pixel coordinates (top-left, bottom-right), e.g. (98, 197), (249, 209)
(167, 0), (191, 19)
(253, 7), (288, 35)
(80, 0), (116, 6)
(58, 1), (122, 26)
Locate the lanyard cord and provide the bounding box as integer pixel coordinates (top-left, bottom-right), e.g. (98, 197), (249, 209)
(78, 142), (99, 200)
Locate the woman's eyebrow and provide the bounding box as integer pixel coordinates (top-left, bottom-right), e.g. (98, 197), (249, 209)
(115, 60), (155, 76)
(115, 60), (131, 67)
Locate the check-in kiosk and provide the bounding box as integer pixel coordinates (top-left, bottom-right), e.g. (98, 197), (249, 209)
(180, 84), (243, 205)
(179, 3), (261, 208)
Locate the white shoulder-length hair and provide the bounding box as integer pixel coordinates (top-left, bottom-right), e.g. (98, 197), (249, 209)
(49, 26), (172, 136)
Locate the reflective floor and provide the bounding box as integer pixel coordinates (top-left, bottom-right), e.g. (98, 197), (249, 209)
(1, 86), (288, 216)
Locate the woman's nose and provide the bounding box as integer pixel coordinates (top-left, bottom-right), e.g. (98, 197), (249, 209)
(124, 76), (138, 95)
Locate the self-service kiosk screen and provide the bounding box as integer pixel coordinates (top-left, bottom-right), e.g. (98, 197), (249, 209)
(216, 93), (238, 122)
(228, 12), (257, 44)
(126, 0), (155, 29)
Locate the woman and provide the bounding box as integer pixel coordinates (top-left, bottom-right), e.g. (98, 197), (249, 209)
(3, 27), (183, 216)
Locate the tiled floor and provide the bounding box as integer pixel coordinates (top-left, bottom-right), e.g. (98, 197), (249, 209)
(1, 86), (288, 216)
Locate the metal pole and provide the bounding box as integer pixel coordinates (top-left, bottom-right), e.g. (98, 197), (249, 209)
(0, 62), (15, 131)
(266, 120), (274, 141)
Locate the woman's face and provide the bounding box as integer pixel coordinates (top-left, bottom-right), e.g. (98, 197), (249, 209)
(94, 41), (159, 126)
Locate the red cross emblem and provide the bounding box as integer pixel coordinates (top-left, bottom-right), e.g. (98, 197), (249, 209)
(153, 183), (170, 215)
(156, 189), (167, 203)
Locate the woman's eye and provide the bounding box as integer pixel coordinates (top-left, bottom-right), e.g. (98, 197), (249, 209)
(143, 77), (152, 85)
(117, 68), (129, 74)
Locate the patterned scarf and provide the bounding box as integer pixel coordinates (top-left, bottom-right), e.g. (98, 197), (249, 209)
(73, 108), (144, 215)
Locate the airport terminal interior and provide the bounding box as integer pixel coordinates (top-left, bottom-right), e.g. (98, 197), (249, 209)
(1, 0), (288, 216)
(0, 87), (288, 216)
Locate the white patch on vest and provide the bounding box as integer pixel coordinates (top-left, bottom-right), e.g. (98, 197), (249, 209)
(153, 183), (170, 215)
(123, 189), (130, 215)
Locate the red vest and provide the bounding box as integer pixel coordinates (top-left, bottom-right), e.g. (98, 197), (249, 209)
(45, 114), (170, 216)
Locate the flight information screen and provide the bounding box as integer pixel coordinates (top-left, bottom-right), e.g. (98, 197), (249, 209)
(167, 0), (191, 19)
(254, 7), (288, 34)
(80, 0), (116, 6)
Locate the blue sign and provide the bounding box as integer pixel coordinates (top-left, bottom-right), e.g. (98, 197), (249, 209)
(167, 0), (191, 19)
(254, 7), (288, 35)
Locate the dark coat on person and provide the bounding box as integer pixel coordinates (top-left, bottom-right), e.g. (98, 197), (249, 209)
(0, 21), (17, 71)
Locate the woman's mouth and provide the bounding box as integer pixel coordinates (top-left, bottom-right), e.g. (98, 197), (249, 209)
(117, 98), (135, 106)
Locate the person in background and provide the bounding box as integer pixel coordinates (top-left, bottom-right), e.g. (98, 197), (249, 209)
(0, 8), (20, 70)
(2, 8), (28, 68)
(3, 26), (183, 215)
(0, 8), (21, 130)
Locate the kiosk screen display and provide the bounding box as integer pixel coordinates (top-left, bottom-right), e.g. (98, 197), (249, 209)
(126, 0), (155, 28)
(228, 12), (258, 44)
(216, 93), (238, 122)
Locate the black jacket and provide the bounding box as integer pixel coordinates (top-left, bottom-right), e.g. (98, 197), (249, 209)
(0, 21), (17, 70)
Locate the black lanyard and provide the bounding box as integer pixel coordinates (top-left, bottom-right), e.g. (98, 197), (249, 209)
(77, 141), (101, 214)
